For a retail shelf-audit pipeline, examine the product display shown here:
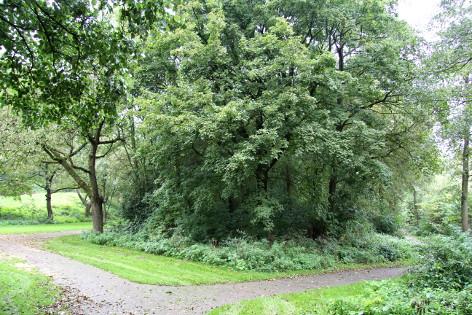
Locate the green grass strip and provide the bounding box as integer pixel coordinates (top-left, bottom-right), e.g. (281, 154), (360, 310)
(208, 279), (391, 315)
(0, 258), (59, 314)
(0, 222), (91, 234)
(45, 235), (409, 286)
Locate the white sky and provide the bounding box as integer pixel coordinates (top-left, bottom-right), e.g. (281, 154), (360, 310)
(397, 0), (442, 41)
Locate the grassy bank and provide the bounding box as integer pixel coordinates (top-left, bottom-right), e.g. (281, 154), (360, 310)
(208, 280), (384, 315)
(0, 258), (59, 314)
(209, 234), (472, 315)
(46, 235), (409, 286)
(0, 222), (91, 234)
(0, 192), (86, 224)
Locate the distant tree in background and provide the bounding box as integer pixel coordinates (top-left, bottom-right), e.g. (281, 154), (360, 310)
(429, 0), (472, 232)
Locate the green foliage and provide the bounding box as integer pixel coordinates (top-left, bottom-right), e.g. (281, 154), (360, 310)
(46, 235), (391, 286)
(83, 230), (415, 272)
(411, 233), (472, 291)
(406, 174), (465, 236)
(210, 234), (472, 315)
(326, 282), (472, 315)
(124, 0), (439, 242)
(326, 234), (472, 315)
(0, 259), (59, 314)
(0, 0), (165, 127)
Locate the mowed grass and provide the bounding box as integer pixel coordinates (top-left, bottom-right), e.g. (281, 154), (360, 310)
(45, 235), (408, 286)
(0, 258), (59, 314)
(0, 192), (86, 224)
(45, 235), (283, 285)
(208, 280), (385, 315)
(0, 222), (91, 234)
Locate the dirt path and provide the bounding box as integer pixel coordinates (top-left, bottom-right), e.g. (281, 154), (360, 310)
(0, 232), (407, 315)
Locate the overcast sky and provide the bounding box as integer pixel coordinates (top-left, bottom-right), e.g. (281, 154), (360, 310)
(397, 0), (442, 40)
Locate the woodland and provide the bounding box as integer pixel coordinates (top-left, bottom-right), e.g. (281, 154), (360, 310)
(0, 0), (472, 314)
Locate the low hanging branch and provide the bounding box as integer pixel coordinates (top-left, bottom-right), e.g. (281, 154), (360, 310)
(41, 143), (91, 196)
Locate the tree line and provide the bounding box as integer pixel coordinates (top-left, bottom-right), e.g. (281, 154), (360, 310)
(0, 0), (470, 240)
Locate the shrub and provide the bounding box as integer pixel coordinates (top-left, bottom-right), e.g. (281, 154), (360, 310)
(324, 233), (472, 315)
(82, 231), (416, 272)
(410, 233), (472, 290)
(327, 283), (472, 315)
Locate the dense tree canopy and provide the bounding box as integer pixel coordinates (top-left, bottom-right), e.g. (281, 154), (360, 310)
(0, 0), (451, 239)
(2, 2), (472, 315)
(117, 0), (438, 241)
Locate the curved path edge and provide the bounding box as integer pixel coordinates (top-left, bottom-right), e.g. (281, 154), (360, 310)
(0, 231), (407, 315)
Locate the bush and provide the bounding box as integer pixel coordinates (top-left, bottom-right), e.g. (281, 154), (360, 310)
(82, 231), (416, 272)
(324, 233), (472, 315)
(328, 283), (472, 315)
(410, 233), (472, 290)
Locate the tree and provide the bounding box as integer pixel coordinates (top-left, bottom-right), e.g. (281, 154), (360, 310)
(33, 163), (78, 221)
(0, 0), (167, 232)
(0, 109), (36, 196)
(77, 189), (91, 217)
(0, 109), (78, 220)
(132, 0), (437, 241)
(429, 0), (472, 232)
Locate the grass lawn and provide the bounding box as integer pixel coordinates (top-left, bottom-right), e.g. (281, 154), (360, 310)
(0, 192), (86, 224)
(0, 258), (59, 314)
(45, 235), (408, 286)
(0, 222), (91, 234)
(208, 280), (387, 315)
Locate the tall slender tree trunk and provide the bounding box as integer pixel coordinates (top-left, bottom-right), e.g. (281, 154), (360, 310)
(413, 187), (419, 226)
(461, 133), (470, 232)
(285, 164), (293, 199)
(328, 173), (337, 212)
(89, 142), (104, 233)
(77, 190), (91, 217)
(328, 42), (345, 214)
(46, 187), (53, 221)
(43, 168), (54, 221)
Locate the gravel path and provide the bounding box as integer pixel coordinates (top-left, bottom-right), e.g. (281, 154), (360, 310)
(0, 231), (407, 315)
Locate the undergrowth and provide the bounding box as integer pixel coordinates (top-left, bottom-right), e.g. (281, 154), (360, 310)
(83, 230), (416, 272)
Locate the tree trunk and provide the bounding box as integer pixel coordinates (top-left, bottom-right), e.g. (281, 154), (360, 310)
(89, 142), (104, 233)
(413, 187), (419, 226)
(328, 42), (345, 214)
(91, 195), (104, 233)
(77, 190), (91, 217)
(328, 173), (337, 212)
(461, 133), (470, 232)
(85, 203), (91, 217)
(256, 165), (269, 194)
(285, 163), (293, 208)
(46, 188), (53, 221)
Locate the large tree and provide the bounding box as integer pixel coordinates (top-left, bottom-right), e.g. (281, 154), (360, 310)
(429, 0), (472, 232)
(133, 0), (436, 240)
